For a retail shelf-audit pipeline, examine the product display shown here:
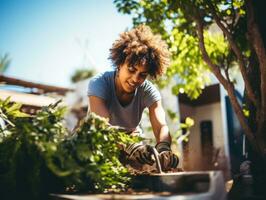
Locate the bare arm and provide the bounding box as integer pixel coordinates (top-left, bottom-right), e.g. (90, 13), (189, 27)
(149, 100), (171, 144)
(88, 96), (110, 120)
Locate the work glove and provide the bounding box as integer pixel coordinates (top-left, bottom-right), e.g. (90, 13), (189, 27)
(124, 143), (154, 165)
(155, 141), (179, 171)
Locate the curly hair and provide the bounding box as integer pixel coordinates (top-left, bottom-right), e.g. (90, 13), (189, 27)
(109, 24), (171, 79)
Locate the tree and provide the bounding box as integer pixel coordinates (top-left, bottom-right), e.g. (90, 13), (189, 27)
(114, 0), (266, 194)
(71, 68), (95, 83)
(0, 53), (11, 74)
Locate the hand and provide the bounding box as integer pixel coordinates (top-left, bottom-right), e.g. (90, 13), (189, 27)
(124, 143), (154, 165)
(155, 141), (179, 171)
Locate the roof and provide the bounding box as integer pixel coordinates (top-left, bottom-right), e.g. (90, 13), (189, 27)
(0, 89), (57, 107)
(0, 75), (74, 95)
(178, 84), (221, 106)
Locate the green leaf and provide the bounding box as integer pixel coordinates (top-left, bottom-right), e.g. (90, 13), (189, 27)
(185, 117), (194, 127)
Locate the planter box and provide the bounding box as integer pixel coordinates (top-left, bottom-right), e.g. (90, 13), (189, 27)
(52, 171), (227, 200)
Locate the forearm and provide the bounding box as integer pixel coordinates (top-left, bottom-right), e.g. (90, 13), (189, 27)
(149, 101), (172, 144)
(155, 125), (172, 144)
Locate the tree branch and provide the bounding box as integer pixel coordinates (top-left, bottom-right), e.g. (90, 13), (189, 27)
(226, 83), (258, 151)
(195, 16), (258, 152)
(207, 1), (257, 106)
(224, 65), (231, 82)
(195, 19), (228, 88)
(246, 0), (266, 121)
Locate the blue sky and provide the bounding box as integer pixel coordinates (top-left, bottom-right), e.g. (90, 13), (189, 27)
(0, 0), (132, 87)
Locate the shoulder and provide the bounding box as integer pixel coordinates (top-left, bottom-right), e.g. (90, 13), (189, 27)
(87, 70), (114, 99)
(139, 80), (161, 108)
(139, 80), (159, 94)
(90, 70), (114, 82)
(89, 70), (114, 87)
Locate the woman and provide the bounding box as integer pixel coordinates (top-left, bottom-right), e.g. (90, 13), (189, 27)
(87, 25), (178, 171)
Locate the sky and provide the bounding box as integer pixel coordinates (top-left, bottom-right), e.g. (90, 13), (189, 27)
(0, 0), (133, 87)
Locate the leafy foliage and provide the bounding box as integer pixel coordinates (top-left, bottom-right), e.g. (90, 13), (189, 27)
(49, 114), (137, 192)
(114, 1), (250, 100)
(0, 53), (11, 74)
(166, 109), (194, 143)
(0, 99), (67, 200)
(0, 98), (137, 199)
(114, 0), (232, 99)
(71, 68), (95, 83)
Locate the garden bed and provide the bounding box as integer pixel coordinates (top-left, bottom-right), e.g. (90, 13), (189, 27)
(52, 171), (227, 200)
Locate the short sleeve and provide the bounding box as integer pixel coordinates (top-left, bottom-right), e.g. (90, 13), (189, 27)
(142, 80), (161, 108)
(87, 74), (109, 100)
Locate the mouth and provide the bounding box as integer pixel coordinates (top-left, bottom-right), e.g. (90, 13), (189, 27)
(127, 81), (137, 90)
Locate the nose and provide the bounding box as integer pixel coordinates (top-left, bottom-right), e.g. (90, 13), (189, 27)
(132, 73), (140, 83)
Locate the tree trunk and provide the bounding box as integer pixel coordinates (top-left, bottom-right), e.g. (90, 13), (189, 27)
(243, 0), (266, 196)
(237, 78), (266, 197)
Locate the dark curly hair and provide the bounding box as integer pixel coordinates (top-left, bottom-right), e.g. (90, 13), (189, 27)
(109, 24), (171, 79)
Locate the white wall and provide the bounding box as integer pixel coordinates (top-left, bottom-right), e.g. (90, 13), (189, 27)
(160, 80), (180, 135)
(179, 102), (227, 171)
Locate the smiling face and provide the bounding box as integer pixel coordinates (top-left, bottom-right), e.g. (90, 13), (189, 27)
(116, 63), (149, 94)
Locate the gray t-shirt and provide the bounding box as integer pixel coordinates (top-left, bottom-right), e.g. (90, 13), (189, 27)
(87, 70), (161, 132)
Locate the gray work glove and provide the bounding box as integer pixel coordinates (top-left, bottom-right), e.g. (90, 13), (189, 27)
(155, 141), (179, 171)
(124, 143), (154, 165)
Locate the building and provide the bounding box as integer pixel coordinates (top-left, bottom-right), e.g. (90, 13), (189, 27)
(0, 74), (73, 116)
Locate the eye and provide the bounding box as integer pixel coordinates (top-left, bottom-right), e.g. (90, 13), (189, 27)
(140, 73), (148, 79)
(128, 66), (135, 73)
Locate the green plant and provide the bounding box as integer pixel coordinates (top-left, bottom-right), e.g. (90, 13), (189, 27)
(0, 98), (137, 200)
(50, 114), (138, 192)
(0, 53), (11, 74)
(166, 109), (194, 144)
(71, 68), (95, 83)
